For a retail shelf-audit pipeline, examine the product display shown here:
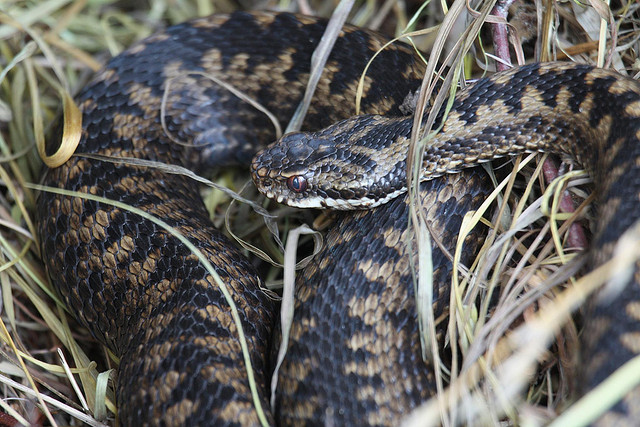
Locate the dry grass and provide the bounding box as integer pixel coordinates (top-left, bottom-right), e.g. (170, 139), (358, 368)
(0, 0), (638, 425)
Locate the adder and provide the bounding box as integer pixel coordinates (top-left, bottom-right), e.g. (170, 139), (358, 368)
(36, 10), (640, 426)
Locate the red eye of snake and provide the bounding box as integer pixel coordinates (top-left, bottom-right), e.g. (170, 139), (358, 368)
(287, 175), (308, 193)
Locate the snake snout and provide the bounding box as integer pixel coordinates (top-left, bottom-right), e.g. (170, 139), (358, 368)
(251, 131), (334, 207)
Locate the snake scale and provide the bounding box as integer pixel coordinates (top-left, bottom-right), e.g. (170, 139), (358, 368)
(35, 10), (640, 427)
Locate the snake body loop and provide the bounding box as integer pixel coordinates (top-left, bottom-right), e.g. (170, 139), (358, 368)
(36, 10), (640, 427)
(36, 11), (433, 425)
(254, 61), (640, 424)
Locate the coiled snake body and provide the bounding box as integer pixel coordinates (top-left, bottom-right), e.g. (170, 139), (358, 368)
(36, 10), (640, 426)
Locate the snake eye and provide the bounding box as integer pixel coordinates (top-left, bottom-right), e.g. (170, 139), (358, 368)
(287, 175), (308, 193)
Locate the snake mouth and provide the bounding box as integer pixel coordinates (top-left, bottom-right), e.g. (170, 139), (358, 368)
(266, 191), (315, 208)
(256, 187), (296, 207)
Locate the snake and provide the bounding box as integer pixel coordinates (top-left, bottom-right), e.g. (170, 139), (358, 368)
(35, 9), (640, 427)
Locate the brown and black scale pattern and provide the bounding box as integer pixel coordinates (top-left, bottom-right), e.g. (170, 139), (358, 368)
(274, 171), (492, 425)
(255, 62), (640, 425)
(35, 11), (452, 426)
(36, 9), (640, 427)
(427, 63), (640, 425)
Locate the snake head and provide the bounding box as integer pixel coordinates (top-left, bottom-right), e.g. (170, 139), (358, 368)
(251, 132), (347, 209)
(251, 115), (410, 210)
